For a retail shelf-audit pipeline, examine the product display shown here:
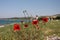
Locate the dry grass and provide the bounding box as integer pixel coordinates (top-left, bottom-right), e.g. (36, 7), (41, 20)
(0, 20), (60, 40)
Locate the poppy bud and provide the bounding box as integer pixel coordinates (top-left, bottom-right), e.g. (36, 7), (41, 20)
(24, 24), (28, 28)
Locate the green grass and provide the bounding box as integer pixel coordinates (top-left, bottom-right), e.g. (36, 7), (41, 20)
(0, 20), (60, 40)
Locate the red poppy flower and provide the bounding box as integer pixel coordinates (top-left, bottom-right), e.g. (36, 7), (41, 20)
(13, 24), (20, 31)
(32, 19), (40, 29)
(42, 17), (48, 22)
(32, 19), (38, 25)
(24, 24), (28, 28)
(45, 18), (48, 22)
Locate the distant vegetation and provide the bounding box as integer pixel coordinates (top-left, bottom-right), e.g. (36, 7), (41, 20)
(38, 14), (60, 21)
(0, 14), (60, 20)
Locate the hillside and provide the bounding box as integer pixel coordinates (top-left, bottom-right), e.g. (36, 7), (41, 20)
(54, 14), (60, 17)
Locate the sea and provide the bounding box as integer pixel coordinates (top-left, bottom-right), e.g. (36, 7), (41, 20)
(0, 19), (30, 25)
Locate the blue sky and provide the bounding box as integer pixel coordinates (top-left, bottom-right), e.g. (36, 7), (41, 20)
(0, 0), (60, 18)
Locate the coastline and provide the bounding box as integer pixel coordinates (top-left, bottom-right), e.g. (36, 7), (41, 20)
(0, 22), (20, 28)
